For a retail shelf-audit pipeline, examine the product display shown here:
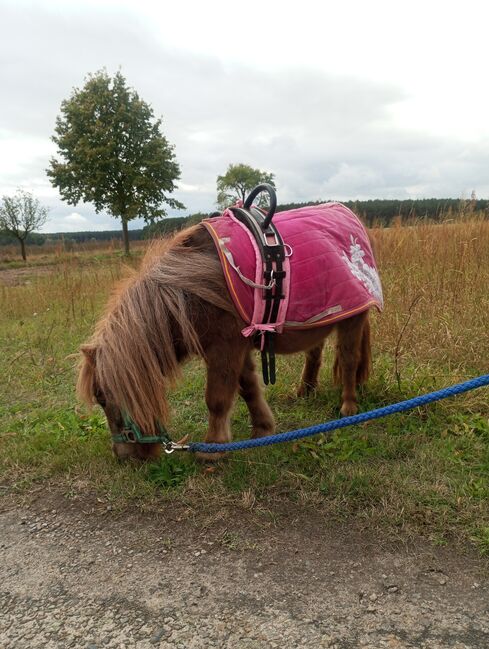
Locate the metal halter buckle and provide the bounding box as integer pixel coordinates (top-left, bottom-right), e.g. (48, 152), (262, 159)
(120, 428), (138, 443)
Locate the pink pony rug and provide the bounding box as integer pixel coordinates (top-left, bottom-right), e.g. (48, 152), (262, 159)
(203, 202), (383, 337)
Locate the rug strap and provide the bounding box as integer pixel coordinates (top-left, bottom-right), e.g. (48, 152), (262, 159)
(261, 332), (276, 385)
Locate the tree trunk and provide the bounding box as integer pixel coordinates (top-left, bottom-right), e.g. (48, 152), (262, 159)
(121, 218), (130, 256)
(20, 238), (27, 261)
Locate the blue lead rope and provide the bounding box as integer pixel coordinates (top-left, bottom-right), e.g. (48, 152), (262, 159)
(188, 374), (489, 453)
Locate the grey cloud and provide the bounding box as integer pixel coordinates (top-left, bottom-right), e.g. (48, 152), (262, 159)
(1, 3), (488, 232)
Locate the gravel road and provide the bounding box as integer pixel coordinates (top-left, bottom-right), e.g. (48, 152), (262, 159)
(1, 494), (488, 648)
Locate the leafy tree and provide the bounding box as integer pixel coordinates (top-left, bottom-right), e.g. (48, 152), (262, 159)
(0, 190), (49, 260)
(47, 70), (184, 254)
(216, 163), (275, 209)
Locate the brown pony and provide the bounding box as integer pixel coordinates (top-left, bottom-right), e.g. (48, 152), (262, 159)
(77, 224), (373, 460)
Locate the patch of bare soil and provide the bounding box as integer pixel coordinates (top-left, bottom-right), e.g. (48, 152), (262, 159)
(0, 265), (54, 286)
(1, 489), (488, 648)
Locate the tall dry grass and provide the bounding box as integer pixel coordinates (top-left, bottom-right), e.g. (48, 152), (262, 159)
(0, 259), (129, 324)
(370, 217), (489, 377)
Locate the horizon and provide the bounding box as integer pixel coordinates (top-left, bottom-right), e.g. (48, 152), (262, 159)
(7, 195), (484, 236)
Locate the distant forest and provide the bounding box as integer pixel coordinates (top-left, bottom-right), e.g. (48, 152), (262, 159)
(1, 198), (487, 246)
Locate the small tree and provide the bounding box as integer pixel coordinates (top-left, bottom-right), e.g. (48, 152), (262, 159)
(47, 70), (184, 255)
(217, 163), (275, 209)
(0, 190), (49, 261)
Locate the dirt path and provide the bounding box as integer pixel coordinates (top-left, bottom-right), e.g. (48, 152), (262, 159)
(0, 265), (54, 286)
(1, 493), (488, 649)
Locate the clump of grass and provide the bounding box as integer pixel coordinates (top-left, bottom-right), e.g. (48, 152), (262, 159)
(145, 458), (197, 489)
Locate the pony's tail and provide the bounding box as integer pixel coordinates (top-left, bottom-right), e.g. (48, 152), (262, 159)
(356, 315), (372, 385)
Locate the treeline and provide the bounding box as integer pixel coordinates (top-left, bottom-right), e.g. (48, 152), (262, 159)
(1, 198), (487, 246)
(142, 213), (208, 238)
(0, 214), (207, 246)
(277, 198), (489, 226)
(143, 197), (489, 235)
(0, 231), (48, 246)
(141, 198), (489, 239)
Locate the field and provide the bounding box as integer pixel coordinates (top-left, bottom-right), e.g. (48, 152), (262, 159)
(1, 217), (488, 553)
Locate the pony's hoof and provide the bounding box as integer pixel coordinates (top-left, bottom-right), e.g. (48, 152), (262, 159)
(340, 401), (358, 417)
(297, 382), (316, 398)
(195, 451), (228, 463)
(251, 424), (275, 438)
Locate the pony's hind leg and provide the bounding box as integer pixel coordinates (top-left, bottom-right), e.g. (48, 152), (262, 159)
(197, 343), (247, 461)
(333, 312), (371, 417)
(239, 351), (275, 438)
(297, 342), (325, 397)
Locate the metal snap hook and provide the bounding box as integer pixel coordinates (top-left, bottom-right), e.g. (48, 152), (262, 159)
(164, 441), (190, 454)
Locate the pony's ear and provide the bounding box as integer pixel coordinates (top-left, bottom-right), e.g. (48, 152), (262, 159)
(78, 345), (98, 405)
(80, 345), (97, 368)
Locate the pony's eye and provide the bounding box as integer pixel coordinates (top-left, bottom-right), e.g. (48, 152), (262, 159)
(95, 391), (107, 408)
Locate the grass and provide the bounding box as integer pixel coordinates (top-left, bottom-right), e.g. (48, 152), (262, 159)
(1, 216), (488, 553)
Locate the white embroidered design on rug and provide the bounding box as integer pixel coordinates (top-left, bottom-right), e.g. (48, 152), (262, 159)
(342, 235), (384, 305)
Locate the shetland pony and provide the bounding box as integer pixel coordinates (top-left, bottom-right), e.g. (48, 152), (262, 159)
(78, 224), (374, 460)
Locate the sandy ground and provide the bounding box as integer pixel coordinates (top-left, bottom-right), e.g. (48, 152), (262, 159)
(1, 492), (488, 649)
(0, 265), (54, 286)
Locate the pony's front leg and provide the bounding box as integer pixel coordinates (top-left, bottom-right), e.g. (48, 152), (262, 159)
(196, 344), (247, 461)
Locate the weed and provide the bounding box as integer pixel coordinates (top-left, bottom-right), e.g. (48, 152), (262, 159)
(145, 458), (197, 490)
(472, 526), (489, 555)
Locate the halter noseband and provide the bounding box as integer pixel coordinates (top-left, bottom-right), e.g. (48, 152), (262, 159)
(112, 415), (188, 454)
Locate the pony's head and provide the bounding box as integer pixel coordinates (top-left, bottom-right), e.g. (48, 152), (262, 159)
(77, 342), (166, 460)
(76, 228), (232, 460)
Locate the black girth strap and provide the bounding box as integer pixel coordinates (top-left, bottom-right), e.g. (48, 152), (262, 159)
(229, 184), (285, 385)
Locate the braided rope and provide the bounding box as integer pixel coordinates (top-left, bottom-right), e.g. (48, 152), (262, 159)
(188, 374), (489, 453)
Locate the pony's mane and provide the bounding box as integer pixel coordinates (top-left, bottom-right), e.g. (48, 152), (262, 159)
(77, 224), (232, 434)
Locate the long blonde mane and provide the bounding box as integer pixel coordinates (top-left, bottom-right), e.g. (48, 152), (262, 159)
(77, 225), (233, 434)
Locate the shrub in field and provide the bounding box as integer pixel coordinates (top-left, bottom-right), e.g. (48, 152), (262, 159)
(0, 190), (48, 261)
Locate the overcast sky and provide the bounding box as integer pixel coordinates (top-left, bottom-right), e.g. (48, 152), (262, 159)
(1, 0), (489, 232)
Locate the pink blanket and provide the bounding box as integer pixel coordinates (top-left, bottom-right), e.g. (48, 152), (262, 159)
(202, 203), (383, 335)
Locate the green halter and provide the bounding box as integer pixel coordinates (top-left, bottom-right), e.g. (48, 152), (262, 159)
(112, 414), (173, 446)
